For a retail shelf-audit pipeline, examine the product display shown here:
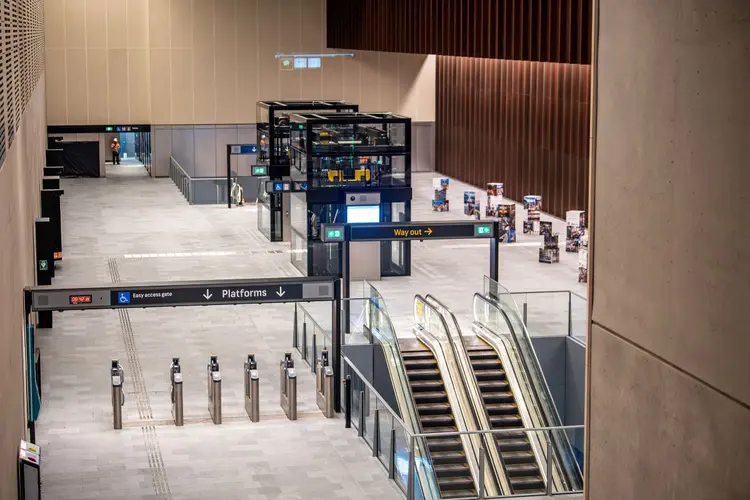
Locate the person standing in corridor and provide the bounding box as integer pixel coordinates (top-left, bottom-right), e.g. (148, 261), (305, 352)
(111, 138), (121, 165)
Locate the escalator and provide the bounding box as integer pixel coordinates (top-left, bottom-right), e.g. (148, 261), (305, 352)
(464, 337), (546, 494)
(400, 339), (477, 499)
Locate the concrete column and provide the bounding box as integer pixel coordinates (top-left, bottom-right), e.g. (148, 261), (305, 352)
(587, 1), (750, 499)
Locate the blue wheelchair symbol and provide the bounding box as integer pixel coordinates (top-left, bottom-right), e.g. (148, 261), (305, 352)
(273, 182), (284, 192)
(117, 292), (131, 304)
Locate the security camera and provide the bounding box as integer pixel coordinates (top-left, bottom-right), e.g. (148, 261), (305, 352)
(349, 196), (356, 202)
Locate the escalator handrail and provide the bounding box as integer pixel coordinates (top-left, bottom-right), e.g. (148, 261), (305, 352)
(365, 289), (440, 499)
(473, 292), (584, 490)
(423, 295), (513, 496)
(415, 295), (492, 495)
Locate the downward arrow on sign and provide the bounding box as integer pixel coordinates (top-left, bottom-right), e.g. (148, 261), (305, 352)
(203, 289), (213, 300)
(276, 287), (286, 297)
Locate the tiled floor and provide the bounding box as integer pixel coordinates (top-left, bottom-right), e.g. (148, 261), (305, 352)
(36, 166), (585, 499)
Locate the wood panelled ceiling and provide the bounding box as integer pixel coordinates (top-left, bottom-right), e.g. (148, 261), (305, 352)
(326, 0), (591, 64)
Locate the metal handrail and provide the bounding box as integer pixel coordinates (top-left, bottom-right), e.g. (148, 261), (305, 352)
(424, 294), (513, 495)
(475, 291), (583, 491)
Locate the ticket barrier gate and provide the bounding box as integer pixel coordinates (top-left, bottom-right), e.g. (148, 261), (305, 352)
(315, 349), (335, 418)
(110, 359), (125, 430)
(279, 353), (297, 420)
(207, 355), (222, 424)
(170, 357), (184, 426)
(244, 354), (260, 422)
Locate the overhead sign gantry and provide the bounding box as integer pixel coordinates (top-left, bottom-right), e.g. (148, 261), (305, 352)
(321, 220), (502, 330)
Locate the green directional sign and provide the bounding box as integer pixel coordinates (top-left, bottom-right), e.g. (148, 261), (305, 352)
(251, 165), (268, 176)
(475, 224), (492, 236)
(38, 260), (48, 271)
(326, 228), (343, 240)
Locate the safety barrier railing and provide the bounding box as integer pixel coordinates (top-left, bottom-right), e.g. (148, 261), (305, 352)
(504, 289), (587, 345)
(343, 355), (585, 498)
(168, 157), (257, 205)
(476, 280), (584, 492)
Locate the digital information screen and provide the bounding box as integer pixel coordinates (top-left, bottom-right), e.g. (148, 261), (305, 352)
(69, 295), (93, 305)
(346, 205), (381, 224)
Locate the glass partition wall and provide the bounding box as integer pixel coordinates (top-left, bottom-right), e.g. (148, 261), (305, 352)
(255, 101), (359, 241)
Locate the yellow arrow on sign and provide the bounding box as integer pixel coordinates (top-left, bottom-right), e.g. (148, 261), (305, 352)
(425, 228), (433, 236)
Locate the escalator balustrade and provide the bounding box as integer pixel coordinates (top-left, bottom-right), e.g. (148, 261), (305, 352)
(464, 337), (546, 494)
(401, 341), (477, 499)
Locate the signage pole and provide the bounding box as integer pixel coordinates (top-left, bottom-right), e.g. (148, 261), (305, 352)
(332, 279), (342, 412)
(489, 221), (500, 293)
(226, 145), (231, 209)
(342, 228), (351, 334)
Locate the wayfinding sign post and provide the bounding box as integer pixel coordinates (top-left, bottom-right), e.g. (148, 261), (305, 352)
(24, 276), (343, 414)
(321, 221), (501, 331)
(226, 144), (258, 208)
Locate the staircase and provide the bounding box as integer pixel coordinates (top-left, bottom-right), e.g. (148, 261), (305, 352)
(464, 337), (546, 494)
(401, 340), (477, 499)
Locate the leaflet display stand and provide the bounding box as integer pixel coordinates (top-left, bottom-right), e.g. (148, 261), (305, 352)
(523, 195), (542, 234)
(539, 221), (560, 263)
(464, 191), (480, 219)
(578, 232), (589, 282)
(566, 210), (586, 252)
(432, 178), (449, 212)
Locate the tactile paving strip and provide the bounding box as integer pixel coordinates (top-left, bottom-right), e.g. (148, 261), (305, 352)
(110, 258), (172, 500)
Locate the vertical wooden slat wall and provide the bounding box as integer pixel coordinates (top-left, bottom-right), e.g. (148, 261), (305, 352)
(327, 0), (592, 65)
(326, 0), (593, 217)
(436, 57), (591, 217)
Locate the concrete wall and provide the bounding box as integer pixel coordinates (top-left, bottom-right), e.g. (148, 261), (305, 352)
(0, 76), (47, 500)
(43, 0), (437, 125)
(587, 1), (750, 499)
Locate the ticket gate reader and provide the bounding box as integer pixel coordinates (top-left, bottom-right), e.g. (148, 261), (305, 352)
(244, 354), (260, 422)
(315, 349), (335, 418)
(279, 353), (297, 420)
(207, 355), (222, 424)
(110, 359), (125, 430)
(170, 357), (184, 426)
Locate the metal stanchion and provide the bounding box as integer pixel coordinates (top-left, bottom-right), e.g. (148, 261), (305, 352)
(110, 359), (124, 430)
(244, 354), (260, 422)
(372, 408), (380, 457)
(546, 430), (553, 495)
(478, 446), (486, 499)
(207, 355), (222, 424)
(407, 435), (416, 500)
(315, 349), (334, 418)
(388, 428), (396, 480)
(358, 390), (365, 437)
(280, 352), (297, 420)
(344, 375), (352, 428)
(170, 357), (183, 426)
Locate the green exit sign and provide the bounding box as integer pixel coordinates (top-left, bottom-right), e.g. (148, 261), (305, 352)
(327, 229), (342, 239)
(475, 225), (492, 236)
(251, 166), (268, 176)
(105, 126), (113, 131)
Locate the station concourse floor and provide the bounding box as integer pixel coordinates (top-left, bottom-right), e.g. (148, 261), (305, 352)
(36, 165), (584, 500)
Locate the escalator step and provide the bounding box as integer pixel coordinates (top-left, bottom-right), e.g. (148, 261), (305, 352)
(403, 358), (438, 368)
(401, 350), (433, 359)
(478, 380), (510, 390)
(466, 349), (498, 358)
(441, 490), (477, 499)
(416, 402), (452, 414)
(409, 380), (444, 390)
(484, 402), (518, 414)
(430, 450), (468, 464)
(510, 476), (546, 490)
(412, 390), (448, 403)
(502, 450), (537, 464)
(506, 463), (543, 477)
(496, 438), (532, 452)
(423, 426), (460, 434)
(481, 391), (515, 403)
(489, 415), (523, 427)
(434, 463), (472, 477)
(437, 476), (476, 490)
(420, 415), (456, 426)
(426, 437), (463, 451)
(474, 369), (507, 380)
(470, 359), (504, 369)
(407, 368), (441, 380)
